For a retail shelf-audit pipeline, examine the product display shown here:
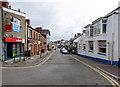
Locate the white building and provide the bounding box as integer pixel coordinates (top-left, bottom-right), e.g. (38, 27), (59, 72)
(41, 29), (51, 50)
(78, 6), (120, 65)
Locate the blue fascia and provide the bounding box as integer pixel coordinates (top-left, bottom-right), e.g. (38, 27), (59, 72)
(78, 54), (119, 65)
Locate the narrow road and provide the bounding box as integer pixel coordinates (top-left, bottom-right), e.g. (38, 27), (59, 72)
(2, 49), (111, 85)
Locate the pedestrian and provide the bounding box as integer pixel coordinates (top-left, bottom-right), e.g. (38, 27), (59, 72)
(40, 48), (44, 58)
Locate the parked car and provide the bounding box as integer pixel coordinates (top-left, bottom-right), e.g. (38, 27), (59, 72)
(60, 47), (68, 54)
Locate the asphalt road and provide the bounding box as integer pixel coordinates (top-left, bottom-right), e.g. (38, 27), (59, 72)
(2, 49), (111, 85)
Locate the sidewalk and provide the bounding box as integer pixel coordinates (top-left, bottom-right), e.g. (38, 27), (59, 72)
(72, 54), (120, 80)
(1, 50), (53, 67)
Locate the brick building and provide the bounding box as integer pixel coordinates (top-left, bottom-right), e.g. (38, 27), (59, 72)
(26, 20), (47, 56)
(0, 1), (26, 61)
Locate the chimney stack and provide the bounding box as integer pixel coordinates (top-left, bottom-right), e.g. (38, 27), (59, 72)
(26, 19), (30, 25)
(18, 9), (20, 12)
(0, 0), (9, 8)
(36, 27), (42, 33)
(118, 1), (120, 7)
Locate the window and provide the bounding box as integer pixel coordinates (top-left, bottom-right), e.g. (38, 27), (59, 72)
(102, 19), (107, 34)
(38, 34), (40, 40)
(94, 22), (100, 35)
(102, 24), (106, 33)
(36, 33), (38, 40)
(79, 44), (81, 49)
(34, 32), (35, 40)
(86, 30), (89, 37)
(29, 45), (32, 51)
(89, 41), (93, 51)
(90, 28), (93, 36)
(94, 27), (97, 35)
(98, 41), (106, 53)
(83, 44), (86, 50)
(28, 29), (32, 39)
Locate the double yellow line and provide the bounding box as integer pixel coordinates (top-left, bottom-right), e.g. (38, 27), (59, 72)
(70, 56), (120, 87)
(0, 51), (55, 69)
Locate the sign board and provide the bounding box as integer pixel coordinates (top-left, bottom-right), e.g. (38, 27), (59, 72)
(11, 17), (21, 32)
(12, 24), (20, 32)
(5, 24), (12, 32)
(4, 37), (22, 43)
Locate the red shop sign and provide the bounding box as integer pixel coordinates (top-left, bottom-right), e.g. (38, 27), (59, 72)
(4, 37), (22, 43)
(5, 24), (12, 32)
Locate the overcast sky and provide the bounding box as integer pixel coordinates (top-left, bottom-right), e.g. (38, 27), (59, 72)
(8, 0), (120, 41)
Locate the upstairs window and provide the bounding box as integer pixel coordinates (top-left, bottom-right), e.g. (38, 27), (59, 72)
(36, 33), (38, 40)
(90, 28), (93, 36)
(28, 29), (32, 39)
(38, 34), (40, 40)
(102, 24), (106, 33)
(34, 32), (35, 40)
(102, 20), (107, 34)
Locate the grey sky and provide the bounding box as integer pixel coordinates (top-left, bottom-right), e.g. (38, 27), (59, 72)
(9, 0), (120, 41)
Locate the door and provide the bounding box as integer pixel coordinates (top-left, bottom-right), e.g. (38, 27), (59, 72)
(7, 43), (13, 58)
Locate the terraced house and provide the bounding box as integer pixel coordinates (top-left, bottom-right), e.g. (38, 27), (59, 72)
(0, 1), (26, 61)
(78, 3), (120, 65)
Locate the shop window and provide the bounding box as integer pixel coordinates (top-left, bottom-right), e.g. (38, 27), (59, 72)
(16, 44), (20, 56)
(89, 41), (93, 51)
(79, 44), (81, 49)
(83, 44), (86, 50)
(29, 45), (32, 51)
(98, 41), (106, 53)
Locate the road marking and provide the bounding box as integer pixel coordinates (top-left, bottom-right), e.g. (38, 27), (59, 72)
(70, 56), (120, 87)
(0, 51), (55, 69)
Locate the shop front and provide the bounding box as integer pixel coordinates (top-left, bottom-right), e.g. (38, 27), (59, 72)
(4, 37), (23, 61)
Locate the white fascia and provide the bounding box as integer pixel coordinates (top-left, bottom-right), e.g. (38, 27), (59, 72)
(3, 7), (26, 17)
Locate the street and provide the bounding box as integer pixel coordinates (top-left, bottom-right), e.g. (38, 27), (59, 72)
(2, 49), (111, 85)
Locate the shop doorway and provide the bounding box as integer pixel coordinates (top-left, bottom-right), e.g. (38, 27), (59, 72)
(7, 43), (13, 58)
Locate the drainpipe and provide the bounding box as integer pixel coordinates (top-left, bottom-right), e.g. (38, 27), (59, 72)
(107, 42), (110, 64)
(111, 33), (114, 65)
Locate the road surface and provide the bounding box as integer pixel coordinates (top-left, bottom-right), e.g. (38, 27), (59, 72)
(2, 49), (111, 85)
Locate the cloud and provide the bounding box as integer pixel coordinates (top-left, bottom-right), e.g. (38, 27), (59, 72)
(9, 0), (120, 41)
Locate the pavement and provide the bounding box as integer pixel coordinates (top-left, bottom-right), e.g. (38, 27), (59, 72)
(1, 50), (53, 67)
(72, 54), (120, 81)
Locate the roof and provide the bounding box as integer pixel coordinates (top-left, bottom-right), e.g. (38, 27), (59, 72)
(104, 6), (120, 18)
(84, 6), (120, 28)
(27, 25), (34, 30)
(84, 24), (93, 28)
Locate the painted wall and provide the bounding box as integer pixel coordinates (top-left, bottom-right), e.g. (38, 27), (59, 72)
(78, 12), (119, 65)
(107, 13), (118, 62)
(118, 8), (120, 60)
